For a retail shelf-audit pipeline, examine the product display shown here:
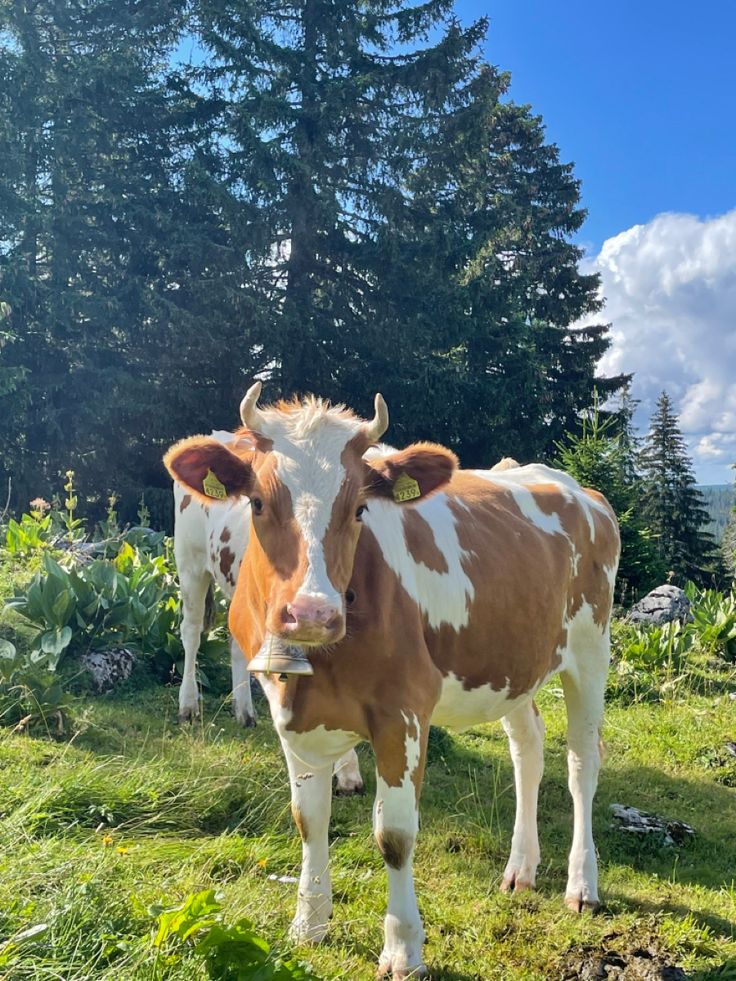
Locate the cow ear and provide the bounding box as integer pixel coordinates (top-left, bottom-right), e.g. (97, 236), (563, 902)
(364, 442), (457, 503)
(164, 436), (254, 503)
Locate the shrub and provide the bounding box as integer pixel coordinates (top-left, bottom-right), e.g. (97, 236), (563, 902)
(5, 548), (181, 669)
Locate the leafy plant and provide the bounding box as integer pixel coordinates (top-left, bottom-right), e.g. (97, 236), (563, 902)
(6, 548), (182, 668)
(5, 508), (53, 558)
(686, 583), (736, 661)
(151, 889), (317, 980)
(0, 640), (71, 733)
(609, 619), (693, 702)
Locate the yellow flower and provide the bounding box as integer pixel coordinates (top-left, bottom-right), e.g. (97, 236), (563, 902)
(102, 835), (114, 846)
(257, 859), (267, 868)
(116, 846), (130, 856)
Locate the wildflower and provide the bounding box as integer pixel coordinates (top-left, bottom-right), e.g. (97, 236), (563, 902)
(257, 859), (267, 868)
(102, 835), (114, 846)
(116, 846), (131, 856)
(29, 498), (50, 513)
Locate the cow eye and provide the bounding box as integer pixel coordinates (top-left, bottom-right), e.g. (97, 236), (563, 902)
(251, 497), (263, 515)
(355, 504), (367, 521)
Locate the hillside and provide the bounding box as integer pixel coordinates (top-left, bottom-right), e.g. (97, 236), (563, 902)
(699, 484), (735, 541)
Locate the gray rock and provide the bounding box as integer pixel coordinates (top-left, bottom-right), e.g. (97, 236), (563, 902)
(80, 648), (136, 693)
(628, 585), (692, 626)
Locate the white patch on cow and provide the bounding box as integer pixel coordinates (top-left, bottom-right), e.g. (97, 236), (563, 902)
(364, 494), (475, 630)
(555, 599), (608, 675)
(570, 547), (582, 578)
(472, 467), (567, 538)
(259, 409), (363, 605)
(432, 673), (549, 730)
(475, 463), (615, 543)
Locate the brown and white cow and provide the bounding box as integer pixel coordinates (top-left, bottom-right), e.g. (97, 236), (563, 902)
(165, 384), (620, 980)
(172, 434), (364, 794)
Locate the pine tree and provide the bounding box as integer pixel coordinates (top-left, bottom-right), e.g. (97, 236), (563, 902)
(188, 0), (626, 461)
(639, 392), (720, 585)
(0, 0), (265, 517)
(555, 396), (665, 602)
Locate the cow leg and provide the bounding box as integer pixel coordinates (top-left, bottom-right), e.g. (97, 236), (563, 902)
(229, 636), (257, 727)
(333, 748), (364, 795)
(560, 646), (609, 913)
(373, 715), (428, 980)
(283, 743), (335, 944)
(500, 699), (545, 893)
(178, 570), (209, 723)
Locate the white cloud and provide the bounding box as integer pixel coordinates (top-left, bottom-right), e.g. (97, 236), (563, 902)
(582, 209), (736, 485)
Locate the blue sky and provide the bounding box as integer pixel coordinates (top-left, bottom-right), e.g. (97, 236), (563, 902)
(456, 0), (736, 252)
(453, 0), (736, 484)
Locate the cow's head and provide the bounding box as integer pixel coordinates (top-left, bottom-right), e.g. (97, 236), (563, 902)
(164, 383), (457, 647)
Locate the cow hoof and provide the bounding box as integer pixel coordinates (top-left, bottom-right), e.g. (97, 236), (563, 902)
(288, 916), (329, 945)
(178, 707), (200, 724)
(565, 893), (599, 913)
(376, 955), (427, 980)
(234, 709), (257, 728)
(334, 778), (364, 797)
(500, 875), (535, 894)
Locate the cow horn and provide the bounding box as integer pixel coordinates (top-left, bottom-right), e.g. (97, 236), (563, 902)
(365, 393), (389, 442)
(240, 381), (266, 430)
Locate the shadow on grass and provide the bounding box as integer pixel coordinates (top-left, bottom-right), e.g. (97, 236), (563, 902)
(606, 891), (735, 945)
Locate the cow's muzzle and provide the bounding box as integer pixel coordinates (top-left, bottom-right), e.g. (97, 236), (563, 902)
(278, 594), (345, 645)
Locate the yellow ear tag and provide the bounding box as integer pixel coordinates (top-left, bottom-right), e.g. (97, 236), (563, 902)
(393, 472), (421, 503)
(202, 469), (227, 500)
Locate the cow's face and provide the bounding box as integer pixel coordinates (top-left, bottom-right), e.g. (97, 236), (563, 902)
(165, 385), (457, 647)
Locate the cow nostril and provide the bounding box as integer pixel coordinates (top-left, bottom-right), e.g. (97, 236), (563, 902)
(282, 606), (298, 625)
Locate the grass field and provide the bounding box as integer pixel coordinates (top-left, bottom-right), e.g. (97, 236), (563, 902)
(1, 676), (735, 980)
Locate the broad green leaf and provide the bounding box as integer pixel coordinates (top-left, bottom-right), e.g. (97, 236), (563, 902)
(0, 639), (16, 660)
(40, 626), (72, 656)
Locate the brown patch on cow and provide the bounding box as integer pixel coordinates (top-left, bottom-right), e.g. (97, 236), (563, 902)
(220, 546), (236, 586)
(412, 474), (570, 698)
(403, 509), (449, 573)
(375, 829), (412, 869)
(179, 494), (192, 513)
(220, 527), (231, 543)
(529, 482), (619, 629)
(291, 802), (308, 842)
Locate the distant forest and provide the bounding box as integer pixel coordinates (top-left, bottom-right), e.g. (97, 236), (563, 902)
(700, 485), (736, 541)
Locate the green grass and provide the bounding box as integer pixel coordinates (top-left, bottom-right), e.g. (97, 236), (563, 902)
(0, 683), (734, 980)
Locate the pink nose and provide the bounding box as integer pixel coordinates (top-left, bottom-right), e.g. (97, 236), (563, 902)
(283, 596), (341, 630)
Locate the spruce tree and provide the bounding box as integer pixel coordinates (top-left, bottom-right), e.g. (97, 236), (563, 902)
(639, 392), (720, 585)
(555, 396), (665, 602)
(0, 0), (265, 516)
(189, 0), (626, 461)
